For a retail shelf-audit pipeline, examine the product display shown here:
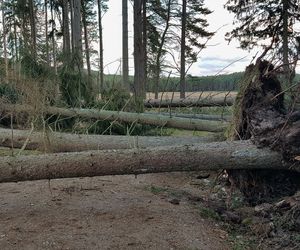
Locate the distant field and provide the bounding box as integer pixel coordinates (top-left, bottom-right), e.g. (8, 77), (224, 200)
(145, 91), (237, 100)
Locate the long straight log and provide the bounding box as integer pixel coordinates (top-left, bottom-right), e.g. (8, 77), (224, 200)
(1, 104), (227, 132)
(144, 96), (235, 108)
(145, 112), (232, 121)
(0, 140), (299, 183)
(0, 128), (213, 152)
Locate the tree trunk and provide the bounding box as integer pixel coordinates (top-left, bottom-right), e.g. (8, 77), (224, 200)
(28, 0), (37, 58)
(45, 0), (50, 64)
(134, 0), (146, 107)
(145, 112), (232, 121)
(144, 95), (235, 108)
(81, 0), (91, 76)
(70, 0), (75, 53)
(142, 0), (147, 91)
(73, 0), (83, 69)
(1, 104), (227, 132)
(180, 0), (187, 99)
(0, 140), (298, 183)
(97, 0), (104, 94)
(282, 0), (289, 81)
(122, 0), (129, 89)
(50, 2), (57, 74)
(153, 0), (172, 99)
(0, 128), (214, 153)
(1, 0), (8, 80)
(62, 0), (71, 57)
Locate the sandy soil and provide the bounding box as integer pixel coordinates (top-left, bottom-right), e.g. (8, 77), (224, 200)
(0, 172), (230, 250)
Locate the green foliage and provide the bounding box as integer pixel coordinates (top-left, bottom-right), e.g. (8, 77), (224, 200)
(59, 66), (95, 107)
(182, 0), (214, 63)
(21, 53), (52, 78)
(100, 85), (132, 111)
(225, 0), (300, 56)
(198, 207), (221, 220)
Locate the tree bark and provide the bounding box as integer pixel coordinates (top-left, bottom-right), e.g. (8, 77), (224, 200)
(144, 96), (235, 108)
(1, 104), (227, 132)
(122, 0), (129, 89)
(97, 0), (104, 94)
(0, 140), (298, 183)
(1, 0), (8, 80)
(50, 1), (57, 74)
(145, 112), (232, 121)
(153, 0), (172, 99)
(142, 0), (147, 91)
(180, 0), (187, 99)
(134, 0), (146, 104)
(0, 128), (213, 153)
(81, 0), (91, 76)
(73, 0), (83, 68)
(282, 0), (289, 80)
(45, 0), (50, 65)
(28, 0), (37, 58)
(62, 0), (71, 57)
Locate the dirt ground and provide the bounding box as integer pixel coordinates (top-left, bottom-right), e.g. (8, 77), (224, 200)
(0, 172), (230, 250)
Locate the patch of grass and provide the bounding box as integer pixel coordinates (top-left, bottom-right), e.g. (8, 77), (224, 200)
(198, 207), (221, 221)
(146, 185), (169, 195)
(228, 234), (256, 250)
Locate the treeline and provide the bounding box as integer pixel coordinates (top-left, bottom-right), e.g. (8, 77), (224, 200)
(103, 72), (243, 92)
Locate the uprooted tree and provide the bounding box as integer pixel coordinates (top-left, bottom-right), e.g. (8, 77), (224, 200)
(227, 58), (300, 204)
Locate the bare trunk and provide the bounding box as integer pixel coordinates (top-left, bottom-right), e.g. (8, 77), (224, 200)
(144, 95), (235, 108)
(50, 2), (57, 74)
(153, 0), (172, 99)
(0, 128), (213, 153)
(73, 0), (83, 69)
(82, 0), (91, 76)
(28, 0), (37, 58)
(145, 112), (232, 121)
(282, 0), (289, 79)
(0, 140), (298, 183)
(1, 0), (8, 80)
(180, 0), (187, 99)
(134, 0), (146, 103)
(97, 0), (104, 94)
(122, 0), (129, 89)
(142, 0), (147, 91)
(70, 0), (75, 53)
(45, 0), (50, 64)
(62, 0), (71, 57)
(1, 104), (227, 132)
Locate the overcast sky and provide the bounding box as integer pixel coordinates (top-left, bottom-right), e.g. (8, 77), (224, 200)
(101, 0), (257, 76)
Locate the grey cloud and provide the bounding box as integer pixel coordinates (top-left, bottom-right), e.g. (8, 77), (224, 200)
(200, 56), (249, 64)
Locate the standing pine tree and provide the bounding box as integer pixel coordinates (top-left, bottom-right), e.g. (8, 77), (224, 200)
(179, 0), (213, 98)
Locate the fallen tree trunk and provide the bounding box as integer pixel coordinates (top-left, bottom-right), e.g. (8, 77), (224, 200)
(0, 140), (299, 183)
(145, 112), (232, 121)
(0, 128), (214, 152)
(1, 104), (227, 132)
(144, 96), (235, 108)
